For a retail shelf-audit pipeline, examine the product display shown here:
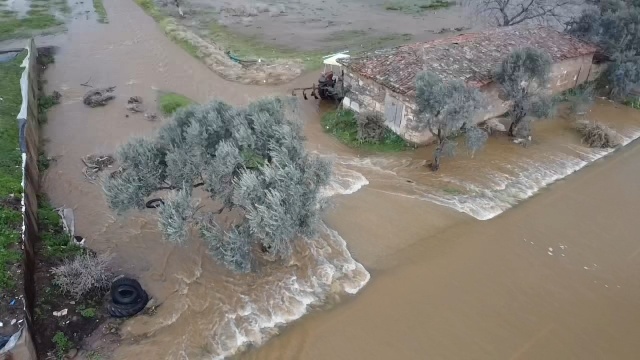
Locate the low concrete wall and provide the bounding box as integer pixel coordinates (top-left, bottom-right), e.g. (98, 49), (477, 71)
(343, 54), (601, 144)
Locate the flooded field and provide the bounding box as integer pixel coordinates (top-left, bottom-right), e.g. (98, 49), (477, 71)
(184, 0), (473, 51)
(26, 0), (640, 358)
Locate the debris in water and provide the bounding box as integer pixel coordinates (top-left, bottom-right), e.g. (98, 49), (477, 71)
(144, 112), (158, 121)
(574, 120), (620, 148)
(82, 154), (115, 181)
(10, 319), (16, 325)
(56, 207), (75, 237)
(83, 86), (115, 107)
(73, 235), (86, 247)
(53, 309), (68, 317)
(51, 90), (62, 102)
(548, 247), (553, 252)
(547, 251), (553, 255)
(126, 96), (145, 112)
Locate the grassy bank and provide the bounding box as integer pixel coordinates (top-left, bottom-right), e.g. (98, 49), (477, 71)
(0, 52), (26, 292)
(384, 0), (455, 13)
(29, 57), (110, 358)
(0, 0), (68, 41)
(93, 0), (108, 23)
(134, 0), (324, 71)
(321, 109), (412, 152)
(159, 92), (194, 115)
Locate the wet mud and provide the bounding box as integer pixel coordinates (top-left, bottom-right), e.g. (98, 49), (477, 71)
(36, 0), (640, 359)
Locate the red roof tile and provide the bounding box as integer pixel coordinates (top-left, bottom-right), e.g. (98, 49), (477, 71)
(338, 26), (598, 96)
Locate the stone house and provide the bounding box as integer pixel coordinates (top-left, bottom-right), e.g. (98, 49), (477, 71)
(337, 26), (601, 144)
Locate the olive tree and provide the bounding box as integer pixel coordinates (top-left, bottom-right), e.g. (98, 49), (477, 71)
(566, 0), (640, 99)
(495, 48), (554, 138)
(103, 98), (332, 273)
(414, 71), (488, 171)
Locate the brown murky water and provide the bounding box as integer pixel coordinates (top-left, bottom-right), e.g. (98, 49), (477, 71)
(36, 0), (640, 359)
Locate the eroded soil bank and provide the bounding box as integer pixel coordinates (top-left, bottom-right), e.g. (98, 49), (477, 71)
(36, 0), (640, 359)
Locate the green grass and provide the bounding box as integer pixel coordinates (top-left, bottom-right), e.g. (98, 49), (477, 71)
(442, 187), (465, 195)
(80, 307), (97, 318)
(0, 53), (25, 197)
(93, 0), (108, 23)
(0, 13), (62, 41)
(38, 203), (83, 260)
(38, 93), (60, 115)
(0, 53), (26, 290)
(52, 331), (72, 358)
(0, 0), (70, 41)
(384, 0), (454, 13)
(419, 0), (455, 9)
(624, 98), (640, 109)
(322, 31), (413, 54)
(135, 0), (163, 21)
(159, 92), (194, 115)
(209, 22), (324, 71)
(321, 109), (412, 152)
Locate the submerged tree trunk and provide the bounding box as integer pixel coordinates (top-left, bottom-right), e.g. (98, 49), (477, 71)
(431, 131), (443, 172)
(508, 102), (526, 137)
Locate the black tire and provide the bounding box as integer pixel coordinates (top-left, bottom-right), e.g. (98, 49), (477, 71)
(111, 277), (143, 305)
(145, 198), (164, 208)
(107, 290), (149, 318)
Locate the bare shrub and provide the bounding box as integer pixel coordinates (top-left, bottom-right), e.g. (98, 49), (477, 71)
(356, 111), (386, 143)
(574, 121), (620, 148)
(51, 252), (113, 299)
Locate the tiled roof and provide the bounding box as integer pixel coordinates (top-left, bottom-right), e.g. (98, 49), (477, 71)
(338, 26), (598, 96)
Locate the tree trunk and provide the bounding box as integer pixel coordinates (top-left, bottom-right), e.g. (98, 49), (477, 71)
(508, 121), (516, 137)
(432, 136), (443, 172)
(508, 103), (526, 137)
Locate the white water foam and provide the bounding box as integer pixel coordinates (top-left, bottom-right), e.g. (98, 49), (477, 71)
(343, 128), (640, 221)
(180, 168), (372, 360)
(422, 128), (640, 220)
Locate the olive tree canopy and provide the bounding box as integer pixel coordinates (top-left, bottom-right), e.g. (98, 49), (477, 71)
(495, 47), (554, 138)
(414, 71), (488, 171)
(103, 98), (332, 272)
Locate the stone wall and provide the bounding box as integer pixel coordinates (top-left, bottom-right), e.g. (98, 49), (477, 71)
(343, 53), (599, 144)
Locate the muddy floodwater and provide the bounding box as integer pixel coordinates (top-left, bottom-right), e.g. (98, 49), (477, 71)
(27, 0), (640, 359)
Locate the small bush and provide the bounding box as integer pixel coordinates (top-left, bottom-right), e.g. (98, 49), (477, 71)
(321, 109), (411, 152)
(38, 92), (61, 114)
(356, 111), (386, 143)
(159, 92), (194, 115)
(80, 307), (96, 318)
(51, 252), (112, 299)
(52, 331), (71, 358)
(574, 121), (620, 148)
